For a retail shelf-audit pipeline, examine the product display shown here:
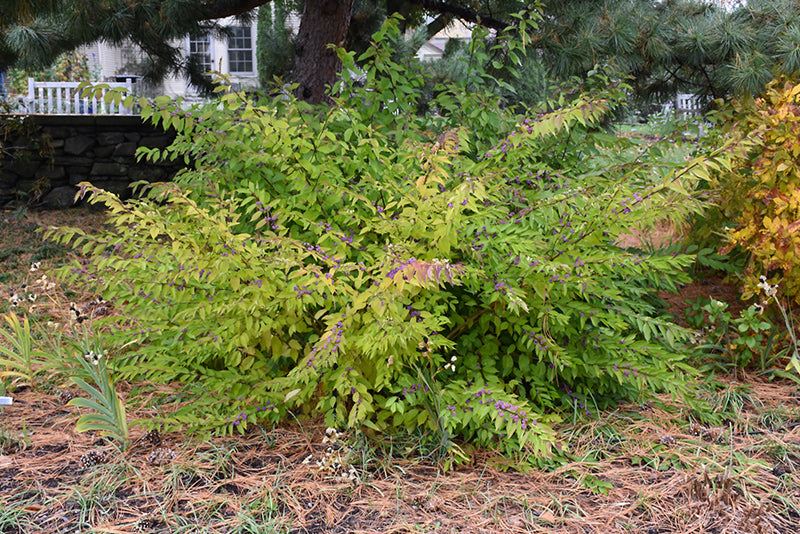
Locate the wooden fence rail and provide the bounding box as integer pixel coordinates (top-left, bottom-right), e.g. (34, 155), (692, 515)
(25, 78), (135, 115)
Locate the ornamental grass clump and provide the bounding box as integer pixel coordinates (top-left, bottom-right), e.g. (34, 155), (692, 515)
(48, 17), (722, 462)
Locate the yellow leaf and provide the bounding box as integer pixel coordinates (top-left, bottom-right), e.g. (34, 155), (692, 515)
(271, 336), (282, 358)
(353, 291), (370, 310)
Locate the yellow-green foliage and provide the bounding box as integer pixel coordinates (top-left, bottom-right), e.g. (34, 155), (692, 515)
(716, 77), (800, 303)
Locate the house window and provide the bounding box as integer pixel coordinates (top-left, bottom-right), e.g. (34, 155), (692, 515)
(189, 33), (213, 73)
(228, 26), (253, 73)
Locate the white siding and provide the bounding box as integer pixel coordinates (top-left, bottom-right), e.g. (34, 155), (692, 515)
(80, 42), (124, 80)
(78, 10), (261, 98)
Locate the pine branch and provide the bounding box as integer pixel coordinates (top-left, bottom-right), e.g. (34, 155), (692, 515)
(425, 13), (453, 40)
(408, 0), (511, 32)
(201, 0), (272, 20)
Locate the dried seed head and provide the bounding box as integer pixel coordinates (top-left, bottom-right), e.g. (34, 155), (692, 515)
(410, 494), (429, 507)
(79, 450), (108, 469)
(148, 447), (176, 466)
(688, 423), (705, 436)
(143, 429), (162, 446)
(135, 514), (160, 532)
(58, 390), (76, 405)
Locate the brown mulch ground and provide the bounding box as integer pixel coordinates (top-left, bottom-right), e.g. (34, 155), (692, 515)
(1, 208), (799, 534)
(659, 273), (748, 329)
(618, 219), (750, 326)
(1, 381), (799, 533)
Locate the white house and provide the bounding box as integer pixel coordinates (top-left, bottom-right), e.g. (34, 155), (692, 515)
(86, 10), (471, 96)
(81, 13), (262, 98)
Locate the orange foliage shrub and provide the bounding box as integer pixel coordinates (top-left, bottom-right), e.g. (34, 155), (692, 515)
(717, 77), (800, 303)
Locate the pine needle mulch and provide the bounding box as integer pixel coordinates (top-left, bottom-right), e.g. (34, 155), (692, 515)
(1, 375), (799, 534)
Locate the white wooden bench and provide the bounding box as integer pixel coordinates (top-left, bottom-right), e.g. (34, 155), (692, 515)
(25, 78), (134, 115)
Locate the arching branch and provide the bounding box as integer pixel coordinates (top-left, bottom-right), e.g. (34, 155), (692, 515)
(200, 0), (272, 20)
(408, 0), (512, 32)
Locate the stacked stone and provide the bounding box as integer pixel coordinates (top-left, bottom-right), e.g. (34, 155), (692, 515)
(0, 115), (183, 208)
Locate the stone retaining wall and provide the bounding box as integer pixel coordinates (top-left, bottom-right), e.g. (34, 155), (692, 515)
(0, 114), (182, 208)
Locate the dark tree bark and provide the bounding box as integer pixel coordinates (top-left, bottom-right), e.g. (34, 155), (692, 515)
(293, 0), (356, 104)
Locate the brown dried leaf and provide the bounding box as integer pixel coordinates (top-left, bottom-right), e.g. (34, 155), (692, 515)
(537, 509), (557, 522)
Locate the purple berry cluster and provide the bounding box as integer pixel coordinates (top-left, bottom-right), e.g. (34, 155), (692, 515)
(307, 320), (345, 368)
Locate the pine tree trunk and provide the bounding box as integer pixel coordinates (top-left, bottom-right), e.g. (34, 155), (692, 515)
(293, 0), (355, 104)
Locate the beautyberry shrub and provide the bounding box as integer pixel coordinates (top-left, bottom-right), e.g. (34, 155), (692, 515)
(50, 18), (710, 462)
